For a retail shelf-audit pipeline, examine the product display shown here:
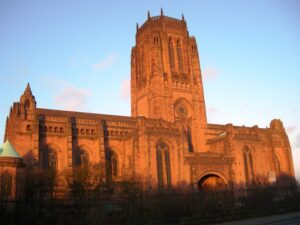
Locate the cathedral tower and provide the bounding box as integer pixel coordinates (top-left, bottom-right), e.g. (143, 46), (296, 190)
(131, 10), (207, 151)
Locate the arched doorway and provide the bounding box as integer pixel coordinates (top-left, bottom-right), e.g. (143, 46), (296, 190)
(198, 173), (227, 191)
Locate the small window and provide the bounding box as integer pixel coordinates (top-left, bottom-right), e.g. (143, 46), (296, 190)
(26, 125), (32, 132)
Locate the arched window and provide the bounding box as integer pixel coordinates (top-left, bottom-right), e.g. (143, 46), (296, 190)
(40, 146), (57, 172)
(1, 171), (12, 197)
(168, 38), (175, 71)
(106, 149), (118, 182)
(175, 102), (188, 119)
(25, 99), (30, 109)
(73, 148), (89, 169)
(177, 40), (183, 72)
(111, 153), (118, 177)
(243, 146), (254, 185)
(187, 125), (194, 153)
(156, 140), (171, 188)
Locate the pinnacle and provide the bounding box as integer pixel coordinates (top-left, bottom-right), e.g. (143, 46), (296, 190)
(24, 82), (32, 95)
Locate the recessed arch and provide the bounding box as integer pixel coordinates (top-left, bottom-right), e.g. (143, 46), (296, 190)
(173, 98), (194, 152)
(105, 147), (120, 182)
(156, 138), (172, 188)
(243, 145), (254, 185)
(173, 97), (194, 120)
(197, 171), (228, 191)
(275, 154), (281, 176)
(39, 144), (58, 172)
(73, 146), (90, 169)
(156, 137), (174, 150)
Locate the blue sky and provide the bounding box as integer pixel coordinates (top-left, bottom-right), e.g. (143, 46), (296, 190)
(0, 0), (299, 180)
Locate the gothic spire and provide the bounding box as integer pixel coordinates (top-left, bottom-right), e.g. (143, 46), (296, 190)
(148, 10), (150, 19)
(24, 83), (32, 95)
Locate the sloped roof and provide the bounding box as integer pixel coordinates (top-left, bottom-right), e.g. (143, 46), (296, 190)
(0, 140), (21, 158)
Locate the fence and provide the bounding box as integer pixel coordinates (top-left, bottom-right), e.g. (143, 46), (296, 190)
(1, 186), (300, 225)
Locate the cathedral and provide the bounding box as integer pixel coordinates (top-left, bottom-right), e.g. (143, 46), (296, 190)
(0, 11), (295, 197)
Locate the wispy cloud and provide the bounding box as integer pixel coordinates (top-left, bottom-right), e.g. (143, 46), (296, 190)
(93, 54), (117, 71)
(54, 82), (91, 111)
(120, 79), (130, 100)
(202, 67), (219, 80)
(286, 125), (297, 133)
(295, 133), (300, 148)
(207, 107), (219, 121)
(207, 107), (219, 114)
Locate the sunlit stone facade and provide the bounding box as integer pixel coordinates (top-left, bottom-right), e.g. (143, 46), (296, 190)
(2, 12), (295, 194)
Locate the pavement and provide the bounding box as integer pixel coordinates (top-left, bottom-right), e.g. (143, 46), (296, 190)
(214, 211), (300, 225)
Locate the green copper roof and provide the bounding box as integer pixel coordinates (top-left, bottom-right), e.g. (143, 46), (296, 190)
(0, 140), (21, 158)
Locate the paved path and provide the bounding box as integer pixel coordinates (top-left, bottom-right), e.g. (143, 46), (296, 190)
(214, 212), (300, 225)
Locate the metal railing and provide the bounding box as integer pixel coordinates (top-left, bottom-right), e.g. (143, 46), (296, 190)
(1, 186), (299, 225)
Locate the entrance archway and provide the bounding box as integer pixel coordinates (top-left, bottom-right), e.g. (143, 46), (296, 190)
(198, 173), (227, 191)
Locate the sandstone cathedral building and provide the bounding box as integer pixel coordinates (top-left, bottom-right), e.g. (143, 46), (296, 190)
(0, 11), (295, 198)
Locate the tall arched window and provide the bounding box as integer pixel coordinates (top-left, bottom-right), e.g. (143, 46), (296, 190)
(177, 40), (183, 72)
(275, 155), (281, 176)
(156, 140), (171, 188)
(168, 38), (175, 71)
(1, 171), (12, 198)
(106, 149), (118, 182)
(40, 146), (57, 172)
(74, 148), (89, 169)
(243, 146), (254, 185)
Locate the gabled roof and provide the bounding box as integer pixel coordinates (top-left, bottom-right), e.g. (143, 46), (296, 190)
(0, 140), (21, 158)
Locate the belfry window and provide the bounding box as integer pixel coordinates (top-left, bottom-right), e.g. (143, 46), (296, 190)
(168, 39), (175, 71)
(177, 40), (183, 72)
(156, 140), (171, 188)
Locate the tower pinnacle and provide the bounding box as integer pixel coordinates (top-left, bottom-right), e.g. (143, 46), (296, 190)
(24, 83), (32, 95)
